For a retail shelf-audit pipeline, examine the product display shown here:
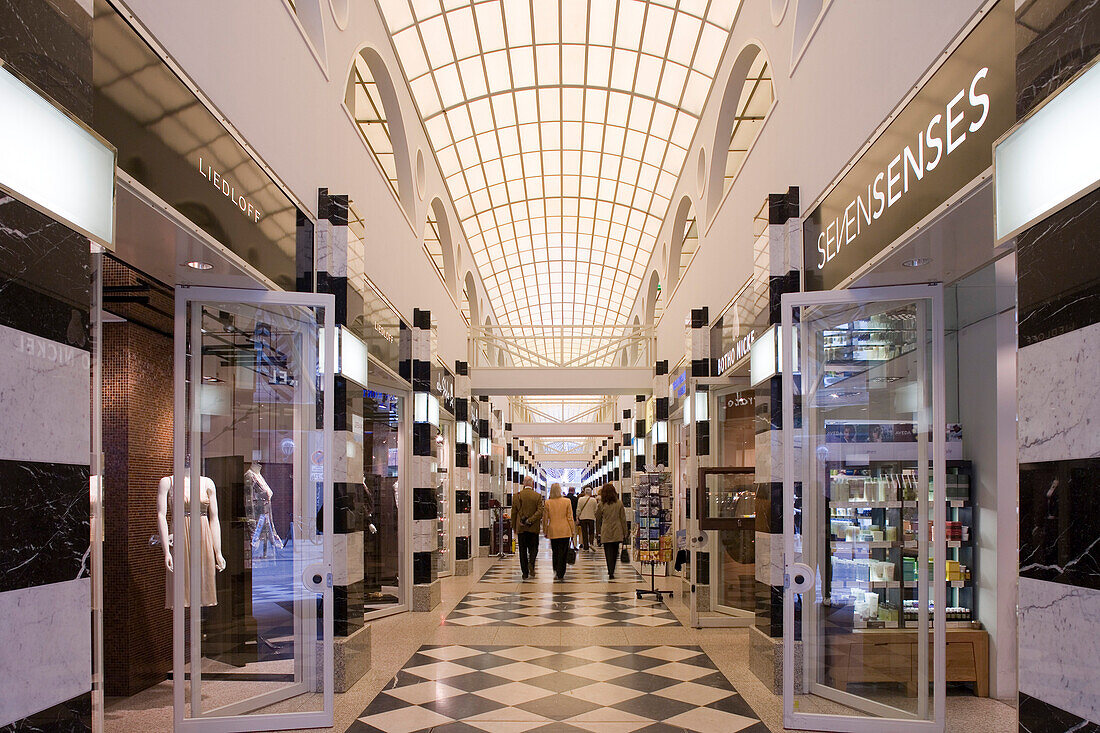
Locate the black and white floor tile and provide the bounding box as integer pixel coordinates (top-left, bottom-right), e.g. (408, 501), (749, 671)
(477, 550), (643, 584)
(350, 645), (769, 733)
(446, 591), (678, 627)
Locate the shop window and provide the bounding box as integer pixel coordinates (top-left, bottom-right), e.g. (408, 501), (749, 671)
(345, 49), (413, 211)
(723, 51), (773, 198)
(668, 197), (699, 293)
(424, 198), (458, 296)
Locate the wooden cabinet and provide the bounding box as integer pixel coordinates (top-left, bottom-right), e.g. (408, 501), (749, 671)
(826, 628), (989, 697)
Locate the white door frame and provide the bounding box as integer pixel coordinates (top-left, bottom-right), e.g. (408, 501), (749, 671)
(363, 361), (412, 622)
(172, 286), (335, 732)
(781, 284), (946, 733)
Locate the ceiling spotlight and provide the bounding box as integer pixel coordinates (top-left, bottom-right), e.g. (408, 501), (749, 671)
(902, 257), (931, 268)
(186, 260), (214, 270)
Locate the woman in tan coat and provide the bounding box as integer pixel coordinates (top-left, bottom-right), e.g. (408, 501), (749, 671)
(543, 483), (576, 581)
(595, 482), (627, 579)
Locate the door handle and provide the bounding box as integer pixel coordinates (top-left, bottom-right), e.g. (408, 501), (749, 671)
(786, 562), (815, 593)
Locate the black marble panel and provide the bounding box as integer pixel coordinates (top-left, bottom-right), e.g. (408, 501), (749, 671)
(412, 550), (433, 585)
(1017, 189), (1100, 347)
(413, 422), (431, 457)
(0, 0), (92, 122)
(695, 551), (709, 584)
(1019, 692), (1100, 733)
(755, 483), (783, 534)
(755, 581), (782, 637)
(413, 488), (437, 521)
(333, 481), (366, 534)
(479, 527), (491, 546)
(455, 536), (470, 561)
(478, 491), (490, 511)
(1016, 0), (1100, 118)
(0, 459), (89, 592)
(333, 580), (364, 637)
(1020, 458), (1100, 591)
(0, 690), (91, 733)
(0, 196), (91, 348)
(455, 490), (471, 514)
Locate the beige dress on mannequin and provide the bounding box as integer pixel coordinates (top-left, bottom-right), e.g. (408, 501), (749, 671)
(165, 476), (219, 608)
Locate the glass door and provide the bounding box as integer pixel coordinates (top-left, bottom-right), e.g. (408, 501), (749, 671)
(436, 415), (454, 576)
(782, 285), (946, 733)
(172, 287), (334, 732)
(363, 361), (409, 619)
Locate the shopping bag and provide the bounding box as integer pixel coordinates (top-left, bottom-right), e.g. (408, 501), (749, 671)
(566, 542), (577, 565)
(620, 546), (630, 564)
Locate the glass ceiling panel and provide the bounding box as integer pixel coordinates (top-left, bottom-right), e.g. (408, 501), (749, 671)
(378, 0), (738, 328)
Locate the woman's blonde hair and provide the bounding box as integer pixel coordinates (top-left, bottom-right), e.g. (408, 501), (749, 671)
(549, 483), (562, 499)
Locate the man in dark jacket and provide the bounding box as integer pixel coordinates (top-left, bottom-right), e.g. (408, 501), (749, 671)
(511, 476), (544, 579)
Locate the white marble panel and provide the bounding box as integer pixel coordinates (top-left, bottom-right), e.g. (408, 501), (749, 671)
(0, 323), (90, 465)
(755, 429), (803, 485)
(1018, 577), (1100, 723)
(0, 579), (91, 726)
(755, 531), (784, 585)
(1018, 320), (1100, 463)
(333, 532), (364, 586)
(333, 430), (364, 484)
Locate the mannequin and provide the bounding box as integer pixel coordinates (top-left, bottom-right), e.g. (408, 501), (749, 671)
(157, 464), (226, 608)
(245, 460), (281, 556)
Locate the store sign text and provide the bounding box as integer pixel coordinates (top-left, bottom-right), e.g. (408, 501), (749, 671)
(717, 329), (756, 375)
(198, 156), (262, 222)
(802, 0), (1014, 291)
(816, 67), (990, 270)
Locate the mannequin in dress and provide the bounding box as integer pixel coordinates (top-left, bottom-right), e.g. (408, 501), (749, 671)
(157, 467), (226, 608)
(245, 460), (281, 556)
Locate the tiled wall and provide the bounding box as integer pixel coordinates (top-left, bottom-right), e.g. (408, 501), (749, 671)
(0, 0), (94, 729)
(1015, 2), (1100, 729)
(102, 316), (174, 696)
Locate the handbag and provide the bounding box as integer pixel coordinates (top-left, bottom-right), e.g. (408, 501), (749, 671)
(620, 545), (630, 563)
(566, 542), (577, 565)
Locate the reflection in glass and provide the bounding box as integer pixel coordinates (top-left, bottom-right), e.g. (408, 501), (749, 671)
(363, 389), (402, 614)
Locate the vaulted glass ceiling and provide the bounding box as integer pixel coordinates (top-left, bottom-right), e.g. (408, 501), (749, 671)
(377, 0), (739, 326)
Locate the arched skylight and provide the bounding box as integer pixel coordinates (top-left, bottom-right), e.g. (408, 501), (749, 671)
(377, 0), (739, 327)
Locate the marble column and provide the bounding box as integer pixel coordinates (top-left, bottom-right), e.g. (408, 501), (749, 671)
(452, 362), (473, 576)
(315, 190), (370, 691)
(0, 1), (94, 728)
(749, 187), (803, 693)
(409, 310), (441, 611)
(688, 308), (712, 614)
(1015, 5), (1100, 727)
(477, 401), (492, 556)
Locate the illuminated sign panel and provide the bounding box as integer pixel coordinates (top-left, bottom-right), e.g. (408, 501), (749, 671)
(0, 63), (115, 246)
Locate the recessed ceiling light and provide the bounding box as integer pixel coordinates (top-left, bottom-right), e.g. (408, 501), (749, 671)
(902, 257), (931, 268)
(186, 260), (214, 270)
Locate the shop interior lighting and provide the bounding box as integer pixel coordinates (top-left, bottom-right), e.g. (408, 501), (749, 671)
(902, 257), (932, 268)
(186, 260), (214, 270)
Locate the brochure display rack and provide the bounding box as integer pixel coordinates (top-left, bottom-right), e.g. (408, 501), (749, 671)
(633, 470), (673, 601)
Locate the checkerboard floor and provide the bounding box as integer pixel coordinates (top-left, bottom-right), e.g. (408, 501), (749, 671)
(350, 645), (769, 733)
(478, 546), (644, 584)
(446, 591), (679, 627)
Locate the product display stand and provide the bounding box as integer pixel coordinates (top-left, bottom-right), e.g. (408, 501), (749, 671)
(633, 470), (673, 601)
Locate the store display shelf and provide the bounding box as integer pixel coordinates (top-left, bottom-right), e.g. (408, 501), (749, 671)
(830, 500), (904, 509)
(831, 540), (913, 550)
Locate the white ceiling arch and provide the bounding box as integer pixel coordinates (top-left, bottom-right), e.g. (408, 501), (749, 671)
(376, 0), (741, 327)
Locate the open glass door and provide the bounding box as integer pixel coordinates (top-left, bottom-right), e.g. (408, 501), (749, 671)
(172, 287), (334, 732)
(782, 285), (946, 733)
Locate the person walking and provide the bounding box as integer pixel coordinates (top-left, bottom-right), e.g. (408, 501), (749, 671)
(595, 482), (628, 580)
(576, 488), (597, 551)
(543, 483), (576, 581)
(511, 476), (544, 580)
